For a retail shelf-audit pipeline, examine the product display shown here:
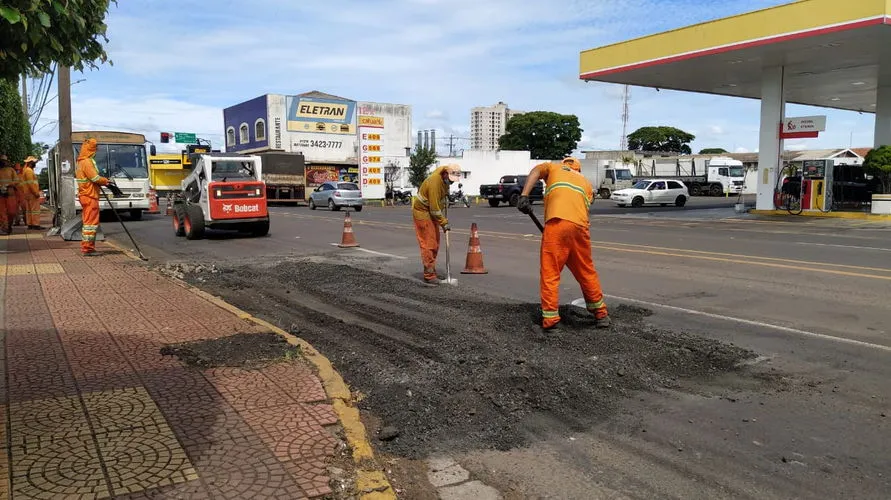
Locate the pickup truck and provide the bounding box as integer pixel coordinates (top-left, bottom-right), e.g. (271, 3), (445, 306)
(479, 175), (545, 207)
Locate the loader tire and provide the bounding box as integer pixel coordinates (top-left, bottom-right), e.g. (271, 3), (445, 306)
(172, 205), (185, 237)
(184, 205), (205, 240)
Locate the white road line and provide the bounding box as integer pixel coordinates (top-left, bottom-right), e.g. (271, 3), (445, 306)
(796, 242), (891, 252)
(579, 296), (891, 354)
(328, 243), (407, 259)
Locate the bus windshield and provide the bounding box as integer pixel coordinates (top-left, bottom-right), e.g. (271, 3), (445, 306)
(74, 143), (149, 179)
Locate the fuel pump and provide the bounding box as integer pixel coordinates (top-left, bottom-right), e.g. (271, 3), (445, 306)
(800, 159), (834, 212)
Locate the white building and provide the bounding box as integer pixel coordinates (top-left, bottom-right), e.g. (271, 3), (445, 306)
(470, 102), (524, 151)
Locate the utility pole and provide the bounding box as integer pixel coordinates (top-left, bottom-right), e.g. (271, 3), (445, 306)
(58, 65), (75, 224)
(448, 134), (456, 157)
(21, 74), (29, 117)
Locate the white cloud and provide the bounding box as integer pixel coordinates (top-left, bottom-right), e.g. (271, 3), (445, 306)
(735, 147), (750, 153)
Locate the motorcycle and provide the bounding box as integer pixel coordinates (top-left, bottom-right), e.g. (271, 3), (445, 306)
(393, 189), (413, 205)
(448, 183), (470, 208)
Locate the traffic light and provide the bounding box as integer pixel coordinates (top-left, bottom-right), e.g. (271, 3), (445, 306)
(160, 132), (170, 143)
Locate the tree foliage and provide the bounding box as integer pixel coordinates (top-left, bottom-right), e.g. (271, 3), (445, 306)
(863, 145), (891, 194)
(0, 0), (116, 81)
(30, 140), (49, 157)
(0, 79), (32, 162)
(627, 126), (695, 154)
(498, 111), (582, 160)
(409, 146), (437, 188)
(699, 147), (728, 154)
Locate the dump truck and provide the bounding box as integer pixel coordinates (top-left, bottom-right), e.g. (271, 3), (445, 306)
(251, 152), (307, 203)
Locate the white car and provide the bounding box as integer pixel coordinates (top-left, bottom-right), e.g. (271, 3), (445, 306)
(611, 179), (689, 208)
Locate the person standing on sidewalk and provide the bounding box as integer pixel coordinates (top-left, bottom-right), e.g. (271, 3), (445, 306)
(412, 164), (461, 284)
(0, 156), (19, 234)
(21, 156), (44, 230)
(516, 157), (610, 332)
(75, 138), (110, 256)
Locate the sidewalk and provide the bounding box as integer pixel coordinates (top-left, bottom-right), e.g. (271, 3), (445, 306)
(0, 226), (358, 499)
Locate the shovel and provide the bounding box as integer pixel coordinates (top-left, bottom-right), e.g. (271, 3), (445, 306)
(441, 204), (457, 285)
(101, 185), (148, 261)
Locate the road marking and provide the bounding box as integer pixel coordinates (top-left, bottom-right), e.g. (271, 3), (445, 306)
(328, 243), (407, 259)
(796, 242), (891, 252)
(590, 295), (891, 354)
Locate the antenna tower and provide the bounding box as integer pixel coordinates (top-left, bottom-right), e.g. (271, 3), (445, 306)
(619, 85), (631, 150)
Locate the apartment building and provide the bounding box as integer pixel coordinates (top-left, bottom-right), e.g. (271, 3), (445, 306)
(470, 102), (524, 151)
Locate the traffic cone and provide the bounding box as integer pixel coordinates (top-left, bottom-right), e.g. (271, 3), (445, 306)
(147, 190), (160, 214)
(461, 222), (488, 274)
(165, 195), (175, 216)
(338, 212), (360, 248)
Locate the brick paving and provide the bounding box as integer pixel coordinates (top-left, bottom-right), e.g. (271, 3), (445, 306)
(1, 227), (343, 499)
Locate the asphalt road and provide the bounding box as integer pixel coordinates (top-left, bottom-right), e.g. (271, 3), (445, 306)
(103, 197), (891, 499)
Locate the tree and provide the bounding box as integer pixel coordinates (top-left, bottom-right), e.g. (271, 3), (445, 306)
(498, 111), (582, 160)
(30, 141), (49, 158)
(37, 168), (49, 190)
(0, 1), (116, 81)
(409, 146), (437, 188)
(699, 148), (728, 154)
(627, 126), (695, 154)
(863, 146), (891, 194)
(0, 79), (32, 162)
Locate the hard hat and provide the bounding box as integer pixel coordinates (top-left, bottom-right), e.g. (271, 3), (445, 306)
(562, 157), (581, 171)
(24, 156), (38, 164)
(445, 164), (462, 182)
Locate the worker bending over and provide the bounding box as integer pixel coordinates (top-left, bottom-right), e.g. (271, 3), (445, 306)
(76, 138), (110, 256)
(517, 157), (610, 331)
(412, 164), (462, 284)
(22, 156), (43, 230)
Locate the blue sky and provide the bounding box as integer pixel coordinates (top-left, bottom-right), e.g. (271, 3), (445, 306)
(31, 0), (879, 156)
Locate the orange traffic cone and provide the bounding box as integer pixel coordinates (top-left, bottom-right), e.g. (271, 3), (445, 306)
(146, 189), (160, 214)
(338, 212), (360, 248)
(461, 222), (488, 274)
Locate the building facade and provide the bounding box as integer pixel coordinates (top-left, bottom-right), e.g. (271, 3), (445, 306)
(470, 102), (523, 151)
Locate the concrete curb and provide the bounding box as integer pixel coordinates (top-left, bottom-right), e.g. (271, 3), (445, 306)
(748, 209), (891, 220)
(103, 237), (397, 499)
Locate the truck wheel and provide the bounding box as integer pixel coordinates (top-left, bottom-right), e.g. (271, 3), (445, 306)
(172, 206), (185, 237)
(599, 188), (611, 199)
(488, 199), (500, 207)
(309, 199), (316, 210)
(183, 205), (205, 240)
(631, 196), (644, 208)
(251, 219), (270, 237)
(709, 184), (722, 196)
(130, 209), (143, 221)
(509, 193), (520, 207)
(690, 185), (702, 196)
(675, 195), (687, 207)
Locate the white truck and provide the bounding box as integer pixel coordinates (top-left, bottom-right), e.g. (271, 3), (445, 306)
(577, 159), (636, 199)
(633, 156), (745, 196)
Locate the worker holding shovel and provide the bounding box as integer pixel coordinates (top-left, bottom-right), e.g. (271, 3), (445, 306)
(76, 138), (111, 256)
(412, 164), (462, 285)
(517, 157), (610, 332)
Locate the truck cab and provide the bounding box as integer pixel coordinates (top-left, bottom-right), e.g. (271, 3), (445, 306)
(703, 157), (746, 195)
(598, 165), (635, 199)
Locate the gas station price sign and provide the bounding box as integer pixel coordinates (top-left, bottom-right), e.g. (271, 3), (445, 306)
(358, 117), (386, 198)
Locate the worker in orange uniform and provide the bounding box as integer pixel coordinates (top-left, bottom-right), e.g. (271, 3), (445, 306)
(13, 162), (25, 226)
(75, 138), (110, 256)
(517, 157), (610, 331)
(412, 164), (462, 284)
(22, 156), (44, 230)
(0, 156), (19, 234)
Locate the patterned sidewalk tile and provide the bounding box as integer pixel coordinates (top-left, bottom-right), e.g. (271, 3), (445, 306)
(8, 396), (91, 449)
(10, 434), (110, 499)
(82, 387), (170, 434)
(260, 363), (329, 404)
(97, 424), (198, 496)
(205, 368), (300, 412)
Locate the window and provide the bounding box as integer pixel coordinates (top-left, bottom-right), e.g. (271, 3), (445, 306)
(337, 182), (359, 190)
(226, 127), (236, 147)
(667, 181), (683, 189)
(718, 167), (729, 176)
(239, 123), (249, 144)
(254, 119), (266, 141)
(73, 143), (149, 179)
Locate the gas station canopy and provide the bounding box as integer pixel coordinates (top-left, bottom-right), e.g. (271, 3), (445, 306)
(579, 0), (891, 114)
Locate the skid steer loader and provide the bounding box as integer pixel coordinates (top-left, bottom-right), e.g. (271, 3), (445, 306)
(171, 153), (270, 240)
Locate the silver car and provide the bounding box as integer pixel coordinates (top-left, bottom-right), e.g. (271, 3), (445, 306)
(308, 182), (364, 212)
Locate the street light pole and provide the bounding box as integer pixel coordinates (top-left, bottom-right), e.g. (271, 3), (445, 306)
(57, 65), (75, 225)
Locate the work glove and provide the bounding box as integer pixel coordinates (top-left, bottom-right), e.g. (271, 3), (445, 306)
(442, 223), (451, 232)
(516, 195), (532, 214)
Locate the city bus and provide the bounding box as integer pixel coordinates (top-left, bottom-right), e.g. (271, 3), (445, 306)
(48, 131), (153, 220)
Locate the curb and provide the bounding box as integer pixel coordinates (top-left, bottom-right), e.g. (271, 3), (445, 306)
(102, 237), (397, 499)
(748, 209), (891, 220)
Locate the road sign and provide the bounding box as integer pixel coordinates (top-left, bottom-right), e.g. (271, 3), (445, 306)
(174, 132), (197, 143)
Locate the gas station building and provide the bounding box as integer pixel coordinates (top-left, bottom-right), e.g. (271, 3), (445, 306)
(579, 0), (891, 212)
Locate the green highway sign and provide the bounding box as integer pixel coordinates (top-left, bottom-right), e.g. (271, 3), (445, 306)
(174, 132), (197, 143)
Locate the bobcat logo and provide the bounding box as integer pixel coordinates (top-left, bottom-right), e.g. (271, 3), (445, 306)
(222, 204), (233, 213)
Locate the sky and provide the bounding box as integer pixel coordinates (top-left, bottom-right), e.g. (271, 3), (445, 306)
(28, 0), (879, 160)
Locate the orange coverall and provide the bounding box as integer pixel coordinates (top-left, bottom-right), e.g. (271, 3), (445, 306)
(75, 139), (108, 254)
(21, 165), (41, 227)
(411, 166), (450, 282)
(537, 161), (608, 329)
(0, 164), (19, 233)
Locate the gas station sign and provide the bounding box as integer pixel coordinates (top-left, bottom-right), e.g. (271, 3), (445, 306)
(780, 116), (826, 139)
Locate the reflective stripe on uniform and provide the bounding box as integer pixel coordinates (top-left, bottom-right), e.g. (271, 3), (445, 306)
(541, 309), (560, 318)
(545, 182), (592, 207)
(586, 300), (605, 310)
(90, 175), (101, 182)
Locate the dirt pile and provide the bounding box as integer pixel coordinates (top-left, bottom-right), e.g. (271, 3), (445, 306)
(160, 332), (300, 369)
(188, 259), (757, 458)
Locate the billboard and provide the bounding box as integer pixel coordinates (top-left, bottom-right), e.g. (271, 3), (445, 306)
(286, 95), (356, 135)
(358, 117), (386, 199)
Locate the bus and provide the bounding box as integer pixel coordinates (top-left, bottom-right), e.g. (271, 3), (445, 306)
(48, 131), (153, 220)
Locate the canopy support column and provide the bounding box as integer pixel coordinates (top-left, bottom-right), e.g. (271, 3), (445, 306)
(756, 66), (786, 211)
